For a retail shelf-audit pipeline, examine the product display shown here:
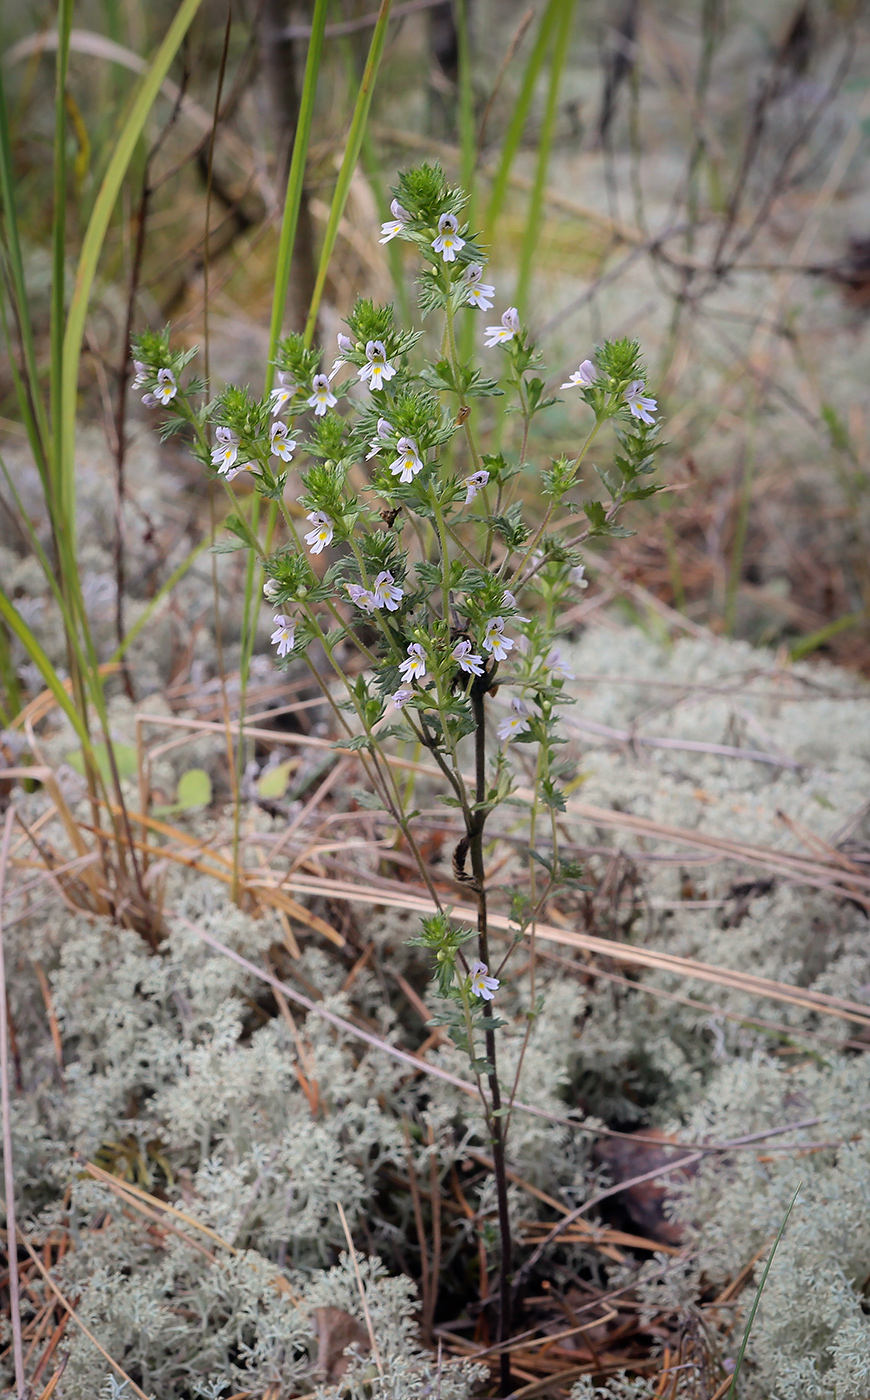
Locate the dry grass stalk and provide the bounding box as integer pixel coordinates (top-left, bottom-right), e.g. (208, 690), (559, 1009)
(202, 871), (870, 1031)
(77, 1158), (239, 1257)
(134, 711), (870, 906)
(18, 1233), (151, 1400)
(0, 807), (26, 1400)
(336, 1200), (383, 1377)
(180, 914), (845, 1157)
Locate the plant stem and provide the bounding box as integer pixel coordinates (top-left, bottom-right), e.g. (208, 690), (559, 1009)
(469, 679), (512, 1394)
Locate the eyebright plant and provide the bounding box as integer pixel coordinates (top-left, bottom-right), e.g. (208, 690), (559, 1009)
(132, 161), (663, 1386)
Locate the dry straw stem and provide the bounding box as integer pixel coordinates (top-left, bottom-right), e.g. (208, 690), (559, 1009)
(18, 1232), (151, 1400)
(336, 1199), (383, 1376)
(374, 125), (643, 247)
(215, 868), (870, 1031)
(75, 1159), (303, 1304)
(76, 1158), (235, 1259)
(132, 712), (869, 908)
(0, 807), (25, 1400)
(178, 914), (851, 1159)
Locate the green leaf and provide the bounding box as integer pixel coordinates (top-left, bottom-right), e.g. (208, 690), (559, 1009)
(67, 742), (137, 785)
(349, 788), (385, 810)
(209, 538), (248, 554)
(257, 760), (295, 800)
(176, 768), (213, 809)
(224, 513), (261, 552)
(340, 735), (373, 752)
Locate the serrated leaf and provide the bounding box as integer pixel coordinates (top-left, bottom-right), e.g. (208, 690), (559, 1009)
(225, 512), (261, 551)
(209, 538), (248, 554)
(348, 788), (385, 810)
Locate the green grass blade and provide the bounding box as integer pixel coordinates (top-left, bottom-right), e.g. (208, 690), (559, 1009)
(0, 275), (49, 484)
(454, 0), (478, 365)
(454, 0), (476, 199)
(302, 0), (394, 346)
(789, 612), (862, 662)
(726, 1183), (801, 1399)
(50, 0), (74, 512)
(514, 0), (575, 314)
(483, 0), (561, 245)
(240, 0), (328, 895)
(0, 621), (21, 724)
(60, 0), (205, 538)
(265, 0), (330, 385)
(0, 589), (91, 747)
(0, 448), (81, 637)
(0, 64), (51, 462)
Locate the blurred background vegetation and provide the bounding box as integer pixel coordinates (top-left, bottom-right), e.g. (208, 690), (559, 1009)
(1, 0), (869, 694)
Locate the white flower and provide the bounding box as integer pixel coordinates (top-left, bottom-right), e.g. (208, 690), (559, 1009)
(270, 421), (296, 461)
(546, 647), (574, 680)
(359, 339), (396, 392)
(154, 367), (177, 405)
(389, 436), (424, 484)
(452, 639), (484, 676)
(270, 370), (295, 416)
(481, 616), (514, 662)
(367, 417), (393, 460)
(329, 333), (354, 377)
(431, 212), (465, 262)
(131, 360), (148, 389)
(570, 563), (589, 590)
(308, 374), (337, 416)
(463, 470), (489, 504)
(497, 697), (531, 743)
(398, 643), (427, 683)
(141, 393), (158, 408)
(624, 379), (657, 425)
(304, 511), (334, 555)
(222, 458), (259, 483)
(469, 959), (499, 1001)
(484, 307), (520, 348)
(263, 578), (281, 602)
(270, 614), (296, 658)
(463, 263), (495, 310)
(211, 426), (239, 474)
(371, 571), (403, 611)
(347, 582), (377, 613)
(561, 358), (597, 390)
(379, 198), (409, 243)
(502, 590), (530, 623)
(392, 686), (414, 708)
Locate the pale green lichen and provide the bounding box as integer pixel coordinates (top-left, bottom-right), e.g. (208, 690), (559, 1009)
(4, 622), (870, 1397)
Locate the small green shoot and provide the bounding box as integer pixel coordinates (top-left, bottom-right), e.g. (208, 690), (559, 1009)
(725, 1182), (801, 1398)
